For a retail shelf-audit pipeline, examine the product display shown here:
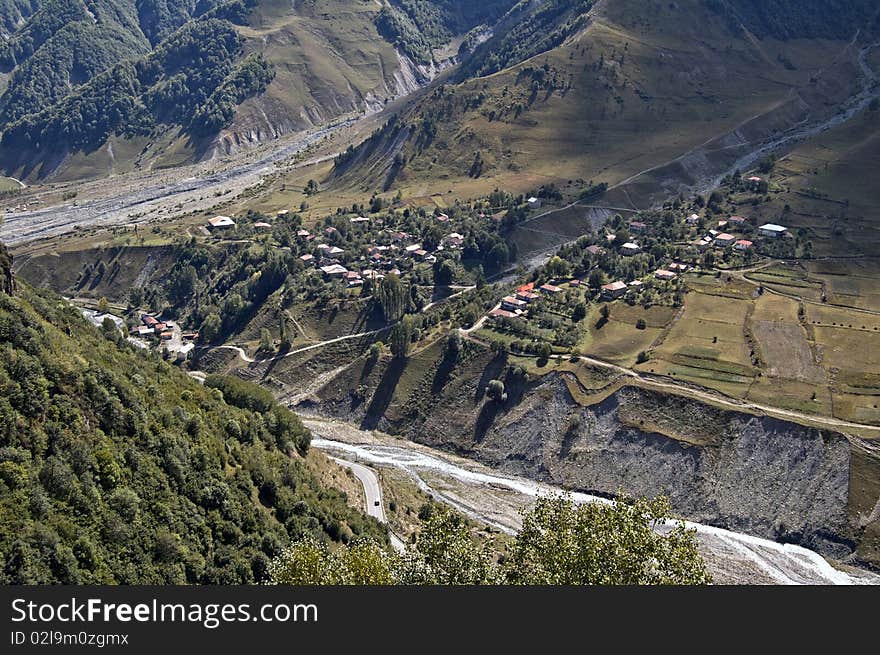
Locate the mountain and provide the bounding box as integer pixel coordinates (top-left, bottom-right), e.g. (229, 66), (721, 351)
(329, 0), (879, 203)
(0, 0), (525, 180)
(0, 253), (385, 584)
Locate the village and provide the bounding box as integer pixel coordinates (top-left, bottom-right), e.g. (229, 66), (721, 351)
(483, 179), (791, 341)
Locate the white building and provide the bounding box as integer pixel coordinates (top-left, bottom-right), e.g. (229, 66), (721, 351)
(207, 215), (235, 230)
(758, 223), (787, 238)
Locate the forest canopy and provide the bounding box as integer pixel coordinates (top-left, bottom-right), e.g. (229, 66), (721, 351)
(0, 276), (382, 584)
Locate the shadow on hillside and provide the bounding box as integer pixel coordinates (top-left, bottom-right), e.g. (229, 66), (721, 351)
(474, 354), (508, 403)
(361, 357), (406, 430)
(259, 341), (291, 381)
(474, 399), (502, 443)
(431, 352), (457, 393)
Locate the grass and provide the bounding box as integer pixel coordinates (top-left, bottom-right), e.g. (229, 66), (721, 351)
(577, 303), (664, 366)
(652, 292), (753, 372)
(0, 176), (22, 192)
(324, 0), (859, 216)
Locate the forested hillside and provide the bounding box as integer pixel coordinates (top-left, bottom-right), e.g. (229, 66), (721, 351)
(0, 254), (384, 584)
(375, 0), (517, 64)
(0, 0), (272, 157)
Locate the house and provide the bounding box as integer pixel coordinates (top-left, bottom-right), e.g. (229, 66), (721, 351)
(654, 269), (677, 281)
(320, 264), (349, 278)
(601, 281), (627, 300)
(758, 223), (787, 238)
(176, 343), (195, 362)
(328, 246), (345, 256)
(142, 315), (159, 327)
(728, 216), (747, 226)
(516, 282), (535, 293)
(540, 283), (563, 294)
(133, 325), (154, 337)
(436, 213), (449, 222)
(516, 290), (540, 303)
(490, 308), (521, 319)
(277, 210), (289, 217)
(527, 197), (542, 209)
(629, 221), (647, 232)
(413, 249), (428, 260)
(444, 232), (464, 248)
(717, 220), (728, 229)
(297, 229), (311, 238)
(350, 216), (370, 224)
(621, 242), (641, 255)
(405, 244), (424, 255)
(324, 226), (339, 237)
(501, 296), (528, 312)
(628, 280), (644, 290)
(300, 254), (315, 264)
(734, 239), (754, 251)
(686, 214), (700, 225)
(207, 215), (235, 230)
(669, 263), (691, 272)
(714, 233), (736, 248)
(254, 222), (272, 229)
(181, 332), (199, 341)
(159, 330), (174, 340)
(586, 244), (606, 256)
(569, 279), (582, 287)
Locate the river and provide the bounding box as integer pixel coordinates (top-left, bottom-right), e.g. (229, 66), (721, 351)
(306, 419), (879, 586)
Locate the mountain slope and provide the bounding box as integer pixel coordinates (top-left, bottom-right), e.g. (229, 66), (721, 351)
(329, 0), (879, 204)
(0, 251), (385, 584)
(0, 0), (522, 179)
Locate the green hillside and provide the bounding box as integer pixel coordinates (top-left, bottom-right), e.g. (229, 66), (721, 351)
(0, 244), (385, 584)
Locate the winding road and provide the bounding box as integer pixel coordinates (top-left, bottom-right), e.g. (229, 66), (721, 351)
(329, 456), (406, 553)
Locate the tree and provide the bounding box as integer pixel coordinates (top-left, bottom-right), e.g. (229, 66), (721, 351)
(588, 270), (605, 289)
(199, 313), (222, 343)
(98, 297), (109, 313)
(377, 274), (407, 322)
(445, 331), (462, 359)
(572, 302), (587, 323)
(535, 342), (552, 362)
(434, 260), (455, 287)
(487, 379), (507, 403)
(279, 315), (292, 349)
(260, 328), (273, 351)
(268, 537), (394, 585)
(369, 342), (383, 360)
(600, 304), (610, 320)
(389, 316), (413, 359)
(635, 318), (647, 330)
(270, 496), (709, 586)
(636, 351), (649, 364)
(505, 495), (710, 584)
(303, 179), (319, 196)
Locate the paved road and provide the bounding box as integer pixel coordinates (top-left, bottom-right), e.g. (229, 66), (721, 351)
(329, 456), (406, 553)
